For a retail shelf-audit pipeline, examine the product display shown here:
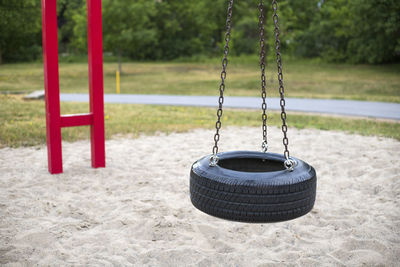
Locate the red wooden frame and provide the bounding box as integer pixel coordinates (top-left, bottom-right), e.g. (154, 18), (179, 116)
(41, 0), (105, 174)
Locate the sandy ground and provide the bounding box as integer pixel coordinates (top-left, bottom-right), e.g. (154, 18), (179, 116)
(0, 127), (399, 266)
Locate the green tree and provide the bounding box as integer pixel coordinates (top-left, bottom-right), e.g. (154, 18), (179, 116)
(72, 0), (157, 72)
(347, 0), (400, 63)
(0, 0), (42, 63)
(57, 0), (85, 53)
(286, 0), (400, 63)
(152, 0), (225, 59)
(1, 0), (399, 64)
(229, 0), (258, 56)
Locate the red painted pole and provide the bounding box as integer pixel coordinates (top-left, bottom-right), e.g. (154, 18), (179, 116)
(87, 0), (106, 168)
(41, 0), (63, 174)
(41, 0), (105, 173)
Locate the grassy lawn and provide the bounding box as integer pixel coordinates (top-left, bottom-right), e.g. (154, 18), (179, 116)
(0, 57), (399, 102)
(1, 95), (399, 148)
(1, 59), (399, 148)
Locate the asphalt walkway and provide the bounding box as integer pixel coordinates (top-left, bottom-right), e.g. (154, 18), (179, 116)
(60, 93), (400, 120)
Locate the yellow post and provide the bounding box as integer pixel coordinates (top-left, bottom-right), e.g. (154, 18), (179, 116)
(116, 70), (120, 94)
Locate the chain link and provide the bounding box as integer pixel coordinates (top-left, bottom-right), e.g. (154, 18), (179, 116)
(259, 0), (268, 153)
(210, 0), (234, 166)
(272, 0), (290, 160)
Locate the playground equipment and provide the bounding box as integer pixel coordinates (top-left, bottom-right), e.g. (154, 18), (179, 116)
(41, 0), (105, 174)
(190, 0), (317, 222)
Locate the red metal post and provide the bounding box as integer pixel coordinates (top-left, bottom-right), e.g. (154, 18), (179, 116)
(60, 113), (93, 128)
(87, 0), (106, 168)
(41, 0), (105, 174)
(41, 0), (63, 174)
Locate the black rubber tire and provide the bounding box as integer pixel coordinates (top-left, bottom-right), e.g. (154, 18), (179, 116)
(190, 151), (317, 223)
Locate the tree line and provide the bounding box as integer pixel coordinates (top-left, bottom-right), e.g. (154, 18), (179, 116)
(0, 0), (399, 64)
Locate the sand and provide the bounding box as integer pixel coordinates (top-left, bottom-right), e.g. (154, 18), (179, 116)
(0, 126), (399, 266)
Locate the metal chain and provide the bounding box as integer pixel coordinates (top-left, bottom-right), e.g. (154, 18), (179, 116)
(209, 0), (294, 171)
(272, 0), (294, 171)
(210, 0), (234, 167)
(259, 0), (268, 153)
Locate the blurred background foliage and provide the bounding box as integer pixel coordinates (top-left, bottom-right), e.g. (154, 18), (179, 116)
(0, 0), (399, 64)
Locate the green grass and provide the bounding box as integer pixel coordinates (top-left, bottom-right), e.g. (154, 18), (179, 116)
(1, 95), (399, 148)
(1, 58), (399, 102)
(1, 59), (399, 148)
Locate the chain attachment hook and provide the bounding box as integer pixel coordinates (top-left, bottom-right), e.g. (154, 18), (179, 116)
(261, 141), (268, 153)
(284, 158), (296, 171)
(209, 154), (219, 167)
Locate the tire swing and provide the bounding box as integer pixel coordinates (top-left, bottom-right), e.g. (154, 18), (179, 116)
(189, 0), (317, 223)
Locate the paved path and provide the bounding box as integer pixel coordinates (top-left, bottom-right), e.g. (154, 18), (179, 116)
(60, 93), (400, 120)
